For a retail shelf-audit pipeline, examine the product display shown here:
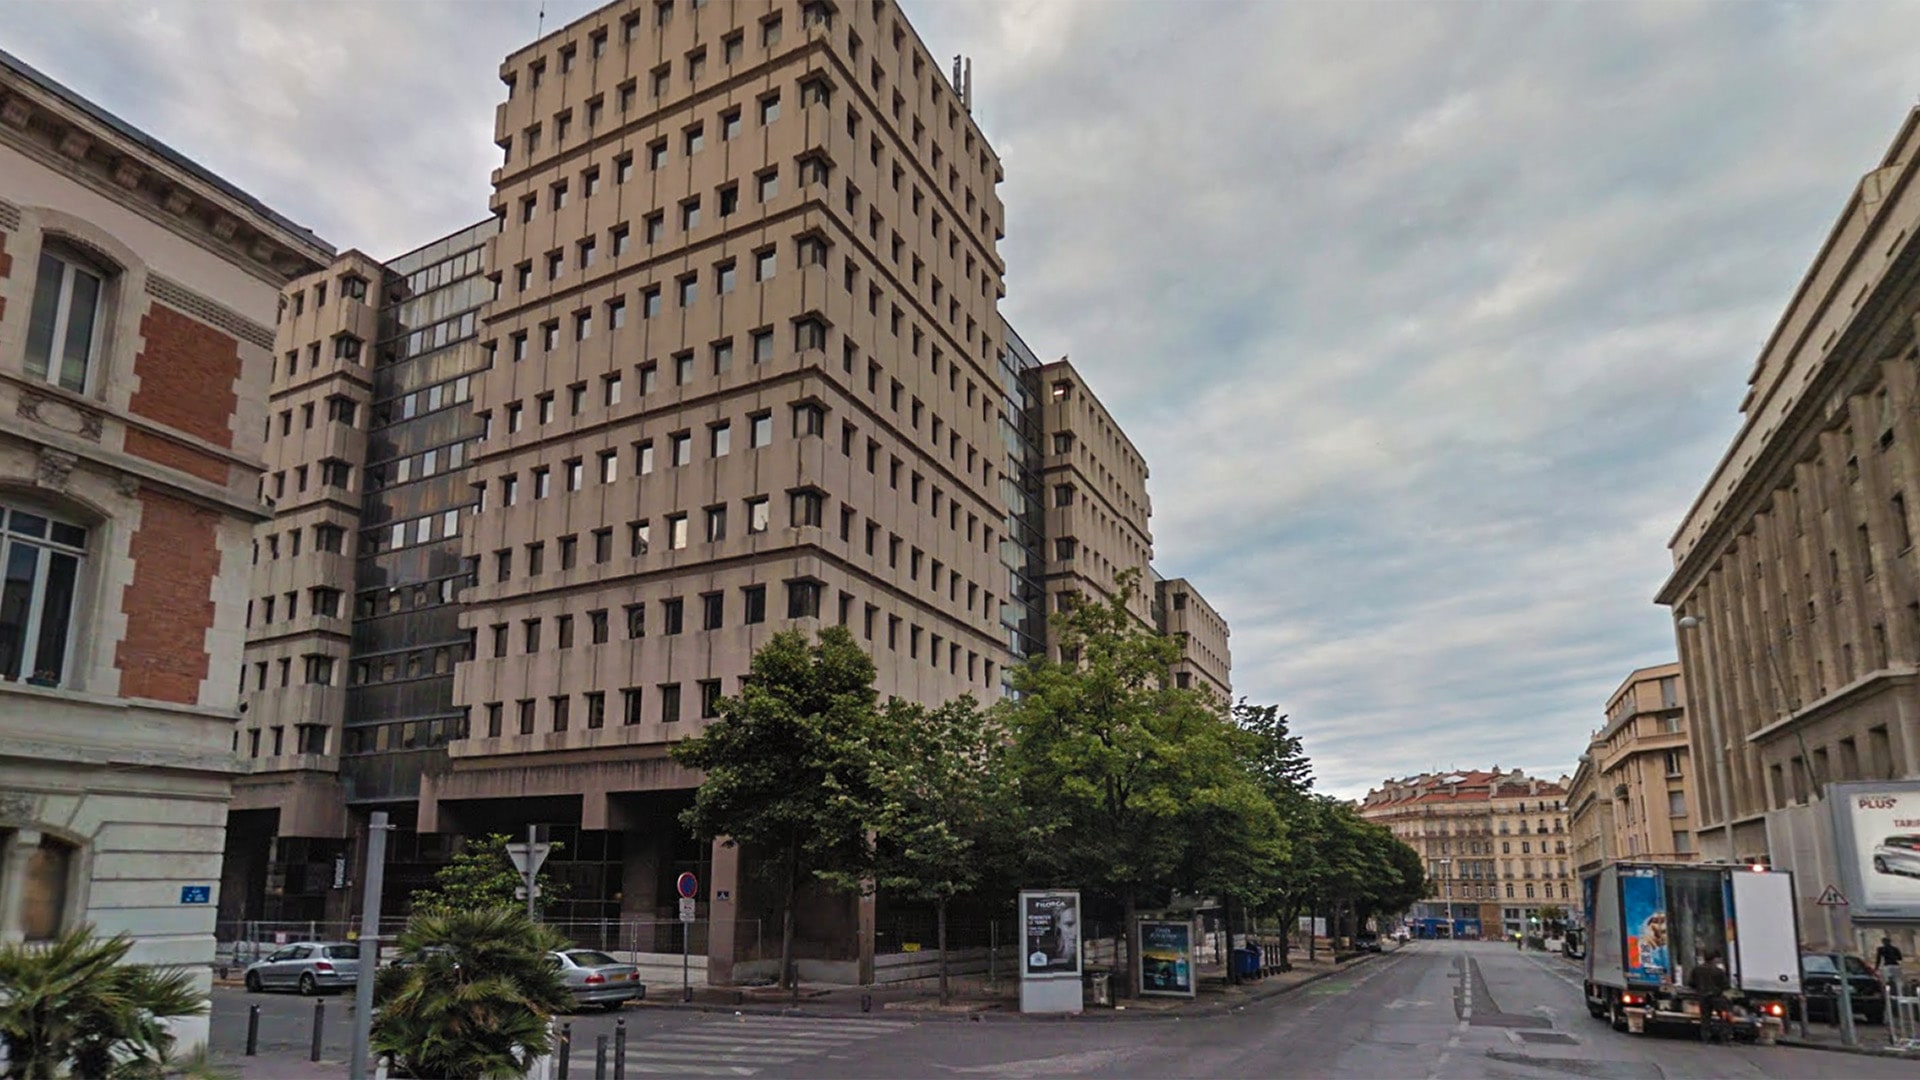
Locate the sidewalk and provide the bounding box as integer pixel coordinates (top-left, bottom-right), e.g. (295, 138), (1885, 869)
(1778, 1022), (1920, 1059)
(627, 945), (1390, 1022)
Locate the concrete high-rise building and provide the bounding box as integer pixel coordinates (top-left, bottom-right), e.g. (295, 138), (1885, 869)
(1566, 663), (1693, 876)
(1657, 104), (1920, 955)
(212, 0), (1233, 983)
(0, 46), (329, 1049)
(1358, 767), (1569, 938)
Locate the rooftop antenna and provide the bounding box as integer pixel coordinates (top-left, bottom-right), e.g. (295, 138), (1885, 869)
(537, 1), (546, 39)
(964, 57), (973, 114)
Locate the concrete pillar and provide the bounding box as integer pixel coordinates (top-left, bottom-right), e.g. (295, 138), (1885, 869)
(706, 838), (741, 986)
(0, 830), (44, 943)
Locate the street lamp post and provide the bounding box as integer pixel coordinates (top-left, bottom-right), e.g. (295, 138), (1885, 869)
(1676, 614), (1738, 859)
(1437, 858), (1453, 939)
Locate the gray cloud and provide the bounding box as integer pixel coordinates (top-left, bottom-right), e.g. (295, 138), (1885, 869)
(13, 0), (1919, 797)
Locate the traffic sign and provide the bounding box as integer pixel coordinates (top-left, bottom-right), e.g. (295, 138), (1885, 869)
(679, 897), (697, 922)
(1816, 884), (1850, 907)
(676, 871), (699, 899)
(505, 842), (552, 877)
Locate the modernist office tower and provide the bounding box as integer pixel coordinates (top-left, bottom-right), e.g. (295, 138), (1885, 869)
(441, 0), (1008, 979)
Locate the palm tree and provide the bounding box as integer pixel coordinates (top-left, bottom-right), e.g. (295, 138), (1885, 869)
(372, 907), (574, 1080)
(0, 927), (205, 1080)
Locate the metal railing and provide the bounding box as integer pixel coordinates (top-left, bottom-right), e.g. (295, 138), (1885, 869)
(1888, 980), (1920, 1053)
(215, 917), (766, 972)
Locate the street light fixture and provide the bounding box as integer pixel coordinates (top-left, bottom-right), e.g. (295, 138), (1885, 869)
(1676, 613), (1738, 858)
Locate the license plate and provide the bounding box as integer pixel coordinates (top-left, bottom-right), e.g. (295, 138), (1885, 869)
(1682, 1002), (1700, 1016)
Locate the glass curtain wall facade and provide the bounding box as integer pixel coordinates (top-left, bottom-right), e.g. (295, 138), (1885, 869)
(343, 220), (495, 904)
(998, 321), (1048, 679)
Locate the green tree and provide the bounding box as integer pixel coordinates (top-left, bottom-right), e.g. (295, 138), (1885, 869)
(371, 907), (573, 1080)
(0, 927), (205, 1080)
(1001, 571), (1249, 997)
(829, 695), (1016, 1004)
(408, 833), (566, 918)
(672, 626), (890, 991)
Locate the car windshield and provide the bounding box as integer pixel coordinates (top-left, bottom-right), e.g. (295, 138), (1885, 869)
(324, 945), (359, 959)
(566, 950), (620, 967)
(1843, 956), (1875, 976)
(1803, 955), (1837, 974)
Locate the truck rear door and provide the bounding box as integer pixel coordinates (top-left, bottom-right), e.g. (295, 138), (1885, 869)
(1728, 870), (1801, 996)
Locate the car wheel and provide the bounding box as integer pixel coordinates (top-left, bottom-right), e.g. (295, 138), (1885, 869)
(298, 973), (318, 997)
(245, 971), (263, 993)
(1876, 856), (1889, 873)
(1865, 1006), (1885, 1025)
(604, 1001), (625, 1012)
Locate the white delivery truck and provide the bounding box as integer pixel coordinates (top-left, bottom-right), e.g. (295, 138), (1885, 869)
(1582, 862), (1801, 1034)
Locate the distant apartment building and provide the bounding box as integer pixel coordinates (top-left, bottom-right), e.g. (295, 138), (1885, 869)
(0, 46), (329, 1049)
(1567, 663), (1693, 875)
(1358, 767), (1570, 939)
(1156, 576), (1231, 701)
(1657, 105), (1920, 954)
(214, 0), (1231, 981)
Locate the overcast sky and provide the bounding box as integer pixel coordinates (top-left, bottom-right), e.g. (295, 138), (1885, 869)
(14, 0), (1920, 797)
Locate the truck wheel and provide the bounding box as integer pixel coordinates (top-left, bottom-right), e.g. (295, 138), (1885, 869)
(1610, 997), (1629, 1033)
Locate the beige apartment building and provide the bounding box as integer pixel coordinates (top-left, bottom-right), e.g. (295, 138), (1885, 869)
(0, 46), (328, 1050)
(1567, 663), (1693, 875)
(1157, 576), (1231, 701)
(1657, 104), (1920, 954)
(1358, 767), (1567, 938)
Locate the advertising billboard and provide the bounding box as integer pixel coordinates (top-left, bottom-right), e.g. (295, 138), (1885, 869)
(1020, 890), (1082, 978)
(1138, 920), (1195, 997)
(1619, 867), (1669, 983)
(1827, 780), (1920, 921)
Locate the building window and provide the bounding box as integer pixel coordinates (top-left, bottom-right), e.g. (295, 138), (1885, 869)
(668, 514), (689, 550)
(752, 329), (775, 363)
(15, 833), (76, 942)
(743, 584), (767, 624)
(745, 496), (770, 534)
(660, 683), (682, 724)
(790, 489), (824, 528)
(750, 412), (773, 448)
(0, 501), (88, 687)
(705, 505), (727, 543)
(699, 679), (723, 719)
(786, 579), (822, 619)
(702, 592), (724, 630)
(24, 246), (108, 393)
(755, 249), (777, 281)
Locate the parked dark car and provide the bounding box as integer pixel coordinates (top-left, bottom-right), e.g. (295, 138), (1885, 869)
(1355, 932), (1383, 953)
(1797, 952), (1884, 1024)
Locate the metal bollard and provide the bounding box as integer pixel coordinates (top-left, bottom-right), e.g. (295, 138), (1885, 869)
(556, 1022), (572, 1080)
(310, 999), (325, 1063)
(595, 1034), (609, 1079)
(861, 992), (872, 1013)
(613, 1018), (627, 1080)
(245, 1004), (260, 1056)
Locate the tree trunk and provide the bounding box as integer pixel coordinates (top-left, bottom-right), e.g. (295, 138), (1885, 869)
(1123, 893), (1140, 999)
(1307, 902), (1317, 962)
(937, 897), (950, 1006)
(780, 842), (799, 995)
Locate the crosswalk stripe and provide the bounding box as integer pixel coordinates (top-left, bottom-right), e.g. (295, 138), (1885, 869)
(709, 1018), (909, 1034)
(618, 1065), (759, 1077)
(635, 1035), (834, 1051)
(615, 1050), (797, 1065)
(688, 1026), (890, 1041)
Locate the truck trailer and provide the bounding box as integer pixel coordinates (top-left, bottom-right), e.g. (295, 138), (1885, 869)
(1581, 862), (1801, 1034)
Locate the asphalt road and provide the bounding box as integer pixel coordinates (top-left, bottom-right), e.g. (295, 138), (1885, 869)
(211, 942), (1917, 1079)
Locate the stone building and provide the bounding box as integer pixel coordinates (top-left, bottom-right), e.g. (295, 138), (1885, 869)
(1357, 767), (1569, 938)
(1567, 663), (1693, 876)
(0, 46), (328, 1049)
(1656, 104), (1920, 955)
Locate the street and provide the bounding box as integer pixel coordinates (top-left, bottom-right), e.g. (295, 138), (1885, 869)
(211, 941), (1915, 1079)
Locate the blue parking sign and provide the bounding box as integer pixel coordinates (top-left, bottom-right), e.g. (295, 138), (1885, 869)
(179, 885), (211, 905)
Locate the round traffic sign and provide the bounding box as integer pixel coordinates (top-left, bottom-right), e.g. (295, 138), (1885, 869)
(676, 872), (699, 899)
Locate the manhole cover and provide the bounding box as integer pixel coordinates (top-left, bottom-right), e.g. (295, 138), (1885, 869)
(1513, 1031), (1579, 1046)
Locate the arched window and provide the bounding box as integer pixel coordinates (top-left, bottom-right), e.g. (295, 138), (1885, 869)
(2, 831), (80, 942)
(24, 243), (110, 393)
(0, 499), (89, 688)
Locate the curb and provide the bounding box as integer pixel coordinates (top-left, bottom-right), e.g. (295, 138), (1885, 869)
(622, 950), (1391, 1025)
(1777, 1036), (1920, 1059)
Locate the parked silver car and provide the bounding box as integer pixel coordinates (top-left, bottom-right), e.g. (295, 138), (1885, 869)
(243, 942), (360, 995)
(549, 949), (645, 1010)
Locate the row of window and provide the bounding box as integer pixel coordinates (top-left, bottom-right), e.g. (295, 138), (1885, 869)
(237, 722), (330, 759)
(281, 271), (370, 322)
(247, 587), (344, 628)
(243, 654), (338, 691)
(255, 523), (347, 563)
(1437, 882), (1572, 901)
(260, 458), (354, 503)
(265, 395), (359, 443)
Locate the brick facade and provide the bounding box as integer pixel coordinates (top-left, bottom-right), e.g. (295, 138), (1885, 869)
(123, 427), (230, 485)
(116, 489), (223, 704)
(130, 304), (240, 449)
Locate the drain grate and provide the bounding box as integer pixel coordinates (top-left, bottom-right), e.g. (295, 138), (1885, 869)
(1513, 1031), (1580, 1046)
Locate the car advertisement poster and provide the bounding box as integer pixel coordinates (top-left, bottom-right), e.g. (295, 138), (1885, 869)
(1620, 868), (1669, 983)
(1138, 920), (1195, 997)
(1832, 783), (1920, 916)
(1020, 890), (1082, 978)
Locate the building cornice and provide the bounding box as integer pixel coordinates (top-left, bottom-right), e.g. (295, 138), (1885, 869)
(0, 50), (330, 284)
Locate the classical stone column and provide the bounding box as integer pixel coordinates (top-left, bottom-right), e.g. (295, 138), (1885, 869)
(0, 829), (44, 943)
